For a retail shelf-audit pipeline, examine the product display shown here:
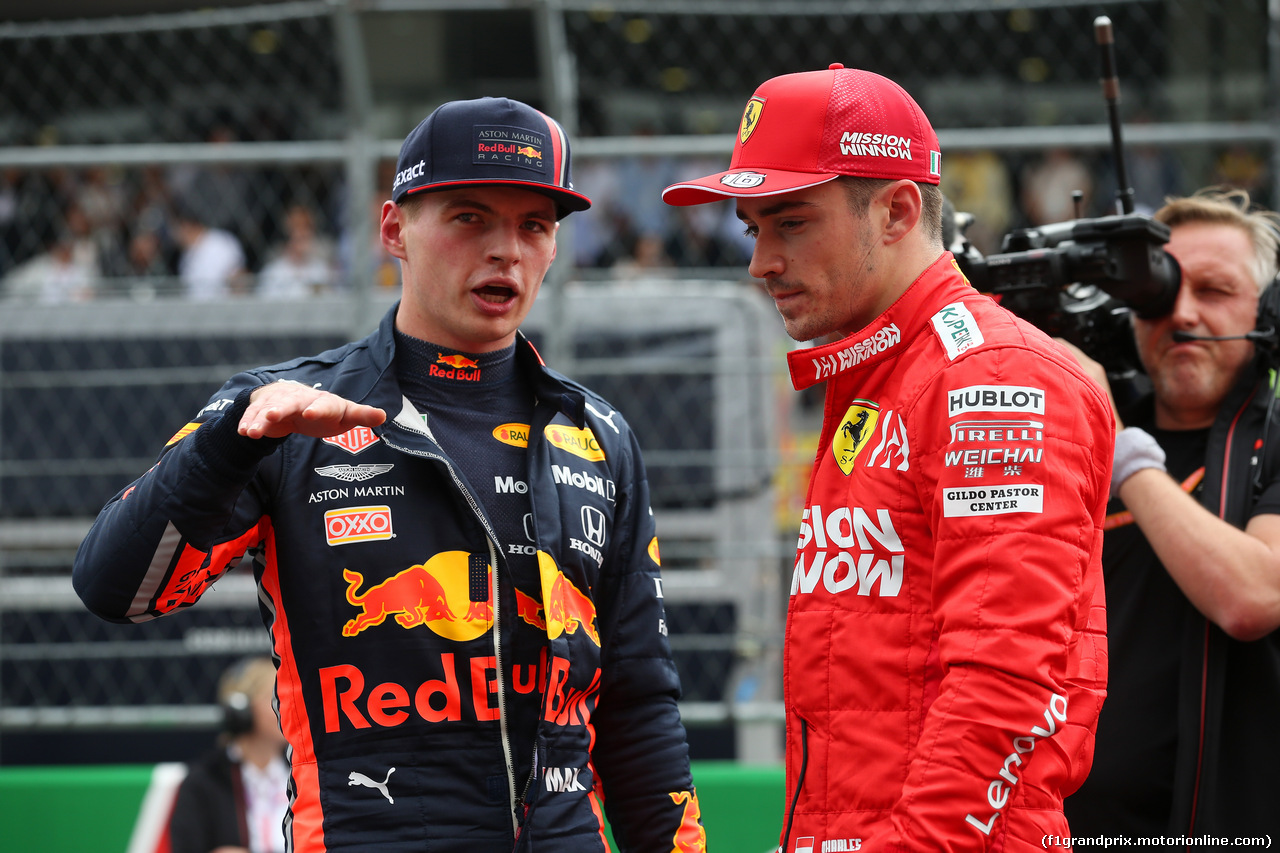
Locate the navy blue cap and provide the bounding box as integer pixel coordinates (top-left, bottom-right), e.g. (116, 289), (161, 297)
(391, 97), (592, 220)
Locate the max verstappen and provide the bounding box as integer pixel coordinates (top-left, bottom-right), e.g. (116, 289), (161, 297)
(664, 67), (1111, 852)
(74, 97), (706, 852)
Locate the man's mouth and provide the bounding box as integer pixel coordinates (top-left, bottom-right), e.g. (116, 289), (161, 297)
(475, 284), (515, 304)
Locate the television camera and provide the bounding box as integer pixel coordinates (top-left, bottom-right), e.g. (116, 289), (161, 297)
(951, 16), (1181, 383)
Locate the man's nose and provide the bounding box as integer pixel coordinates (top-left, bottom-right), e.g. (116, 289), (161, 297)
(748, 238), (782, 280)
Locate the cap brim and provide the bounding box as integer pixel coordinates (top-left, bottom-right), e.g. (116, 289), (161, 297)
(401, 179), (592, 219)
(662, 169), (840, 206)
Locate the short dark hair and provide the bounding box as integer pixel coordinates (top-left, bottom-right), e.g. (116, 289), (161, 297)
(838, 176), (943, 247)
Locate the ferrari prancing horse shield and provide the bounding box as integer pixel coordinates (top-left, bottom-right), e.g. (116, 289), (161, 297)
(832, 401), (880, 476)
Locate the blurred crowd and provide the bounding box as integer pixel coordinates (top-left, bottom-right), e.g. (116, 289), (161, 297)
(1, 140), (1271, 304)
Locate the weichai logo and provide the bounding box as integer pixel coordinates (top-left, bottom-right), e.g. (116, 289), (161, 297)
(493, 423), (531, 448)
(325, 505), (393, 545)
(544, 423), (605, 462)
(323, 425), (380, 455)
(341, 551), (492, 641)
(511, 553), (600, 646)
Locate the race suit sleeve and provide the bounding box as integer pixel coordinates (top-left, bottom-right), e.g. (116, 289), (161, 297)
(588, 420), (706, 853)
(73, 375), (282, 623)
(888, 344), (1111, 851)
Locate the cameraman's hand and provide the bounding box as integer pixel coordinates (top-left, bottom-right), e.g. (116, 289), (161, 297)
(1054, 338), (1125, 430)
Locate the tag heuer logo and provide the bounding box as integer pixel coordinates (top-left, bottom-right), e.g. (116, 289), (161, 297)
(323, 426), (380, 455)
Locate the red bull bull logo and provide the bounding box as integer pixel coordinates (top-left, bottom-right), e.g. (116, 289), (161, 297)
(342, 551), (492, 641)
(436, 353), (479, 370)
(669, 790), (707, 852)
(511, 554), (600, 647)
(515, 146), (542, 159)
(431, 353), (481, 381)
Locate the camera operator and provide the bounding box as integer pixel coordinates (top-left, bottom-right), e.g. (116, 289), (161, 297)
(1061, 186), (1280, 837)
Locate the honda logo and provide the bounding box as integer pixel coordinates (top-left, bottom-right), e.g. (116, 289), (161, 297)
(580, 506), (607, 548)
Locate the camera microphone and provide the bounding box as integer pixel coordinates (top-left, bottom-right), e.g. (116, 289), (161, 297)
(1172, 329), (1279, 345)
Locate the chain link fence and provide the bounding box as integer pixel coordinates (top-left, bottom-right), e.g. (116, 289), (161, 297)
(2, 0), (1279, 766)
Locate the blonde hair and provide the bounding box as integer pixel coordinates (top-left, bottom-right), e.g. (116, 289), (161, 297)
(1154, 186), (1280, 293)
(217, 656), (276, 706)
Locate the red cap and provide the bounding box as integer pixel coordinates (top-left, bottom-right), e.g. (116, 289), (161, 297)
(662, 64), (941, 206)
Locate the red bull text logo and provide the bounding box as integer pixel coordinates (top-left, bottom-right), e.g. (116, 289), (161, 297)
(477, 142), (542, 160)
(341, 551), (492, 641)
(318, 655), (600, 732)
(544, 424), (605, 462)
(323, 425), (380, 455)
(512, 553), (601, 646)
(431, 353), (481, 381)
(325, 505), (393, 545)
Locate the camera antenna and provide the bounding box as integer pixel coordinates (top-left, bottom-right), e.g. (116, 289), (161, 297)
(1096, 15), (1135, 215)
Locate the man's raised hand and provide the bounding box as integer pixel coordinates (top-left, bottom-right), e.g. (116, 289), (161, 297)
(239, 381), (386, 440)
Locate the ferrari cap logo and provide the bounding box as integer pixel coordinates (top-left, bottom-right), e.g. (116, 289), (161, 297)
(739, 97), (765, 144)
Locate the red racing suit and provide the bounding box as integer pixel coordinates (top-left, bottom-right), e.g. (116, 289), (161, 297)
(779, 255), (1111, 853)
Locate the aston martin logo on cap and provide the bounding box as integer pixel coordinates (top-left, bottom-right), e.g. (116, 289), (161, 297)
(720, 171), (766, 189)
(739, 97), (765, 144)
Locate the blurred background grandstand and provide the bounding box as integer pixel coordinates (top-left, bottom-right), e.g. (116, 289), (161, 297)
(1, 0), (1279, 789)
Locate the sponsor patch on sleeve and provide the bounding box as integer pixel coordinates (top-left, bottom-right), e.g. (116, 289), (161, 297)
(165, 422), (201, 447)
(947, 385), (1045, 417)
(942, 484), (1043, 517)
(930, 302), (984, 361)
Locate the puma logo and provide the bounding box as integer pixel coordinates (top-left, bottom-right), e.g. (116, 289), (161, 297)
(585, 402), (620, 435)
(348, 767), (395, 804)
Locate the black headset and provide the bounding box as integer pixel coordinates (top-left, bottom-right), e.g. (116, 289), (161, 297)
(218, 657), (260, 736)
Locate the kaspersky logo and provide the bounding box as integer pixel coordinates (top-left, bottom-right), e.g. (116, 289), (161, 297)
(342, 551), (493, 641)
(512, 552), (600, 646)
(832, 401), (879, 475)
(431, 353), (481, 382)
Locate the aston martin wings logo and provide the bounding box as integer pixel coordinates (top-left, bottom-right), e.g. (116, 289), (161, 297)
(315, 464), (396, 483)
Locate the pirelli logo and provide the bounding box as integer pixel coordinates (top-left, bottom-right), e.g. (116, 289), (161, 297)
(325, 505), (394, 545)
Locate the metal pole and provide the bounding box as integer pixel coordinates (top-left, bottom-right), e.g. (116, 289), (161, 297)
(534, 0), (577, 370)
(331, 0), (381, 337)
(1270, 0), (1280, 208)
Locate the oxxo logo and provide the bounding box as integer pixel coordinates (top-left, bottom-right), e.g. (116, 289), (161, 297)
(325, 505), (393, 545)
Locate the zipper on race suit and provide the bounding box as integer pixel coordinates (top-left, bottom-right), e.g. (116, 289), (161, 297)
(379, 429), (522, 838)
(779, 715), (809, 853)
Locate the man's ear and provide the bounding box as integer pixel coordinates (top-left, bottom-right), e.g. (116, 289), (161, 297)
(380, 200), (408, 261)
(881, 180), (922, 245)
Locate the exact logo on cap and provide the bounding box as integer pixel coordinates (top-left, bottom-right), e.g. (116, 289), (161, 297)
(474, 124), (547, 175)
